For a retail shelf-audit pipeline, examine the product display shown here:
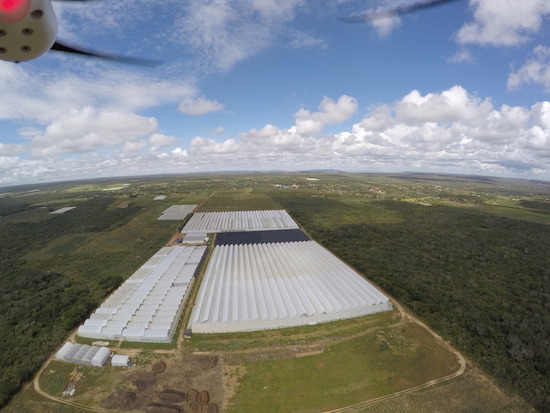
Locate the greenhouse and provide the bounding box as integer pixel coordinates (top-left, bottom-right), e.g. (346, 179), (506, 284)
(54, 342), (111, 367)
(78, 245), (206, 342)
(189, 240), (392, 333)
(157, 204), (198, 220)
(182, 210), (299, 233)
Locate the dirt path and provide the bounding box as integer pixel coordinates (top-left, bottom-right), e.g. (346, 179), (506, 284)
(32, 354), (104, 413)
(322, 299), (467, 413)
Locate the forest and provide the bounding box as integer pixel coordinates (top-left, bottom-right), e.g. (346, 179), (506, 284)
(0, 195), (148, 407)
(270, 191), (550, 412)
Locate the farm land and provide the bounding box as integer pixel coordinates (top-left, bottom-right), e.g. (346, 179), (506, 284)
(0, 172), (548, 412)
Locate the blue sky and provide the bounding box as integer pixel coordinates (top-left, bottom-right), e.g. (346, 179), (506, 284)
(1, 0), (550, 185)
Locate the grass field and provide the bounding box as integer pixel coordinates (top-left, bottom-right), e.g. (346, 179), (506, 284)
(226, 323), (459, 413)
(357, 368), (534, 413)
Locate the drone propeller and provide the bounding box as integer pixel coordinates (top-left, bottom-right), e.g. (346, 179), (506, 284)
(51, 41), (162, 66)
(50, 0), (161, 66)
(339, 0), (463, 23)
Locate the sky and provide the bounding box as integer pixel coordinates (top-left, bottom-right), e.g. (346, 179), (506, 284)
(1, 0), (550, 186)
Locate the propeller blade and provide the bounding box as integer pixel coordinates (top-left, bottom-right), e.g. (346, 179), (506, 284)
(339, 0), (463, 23)
(51, 41), (162, 66)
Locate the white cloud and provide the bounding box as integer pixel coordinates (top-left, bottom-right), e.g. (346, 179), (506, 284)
(171, 147), (189, 158)
(394, 86), (493, 124)
(456, 0), (550, 46)
(149, 133), (175, 151)
(173, 88), (550, 177)
(0, 143), (24, 156)
(0, 64), (196, 124)
(30, 107), (158, 157)
(210, 126), (226, 135)
(295, 95), (358, 135)
(2, 88), (550, 185)
(370, 10), (402, 38)
(287, 30), (328, 49)
(508, 45), (550, 92)
(447, 49), (475, 64)
(178, 0), (310, 73)
(178, 97), (225, 115)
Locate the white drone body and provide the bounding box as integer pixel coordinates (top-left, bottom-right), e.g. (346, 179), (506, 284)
(0, 0), (57, 62)
(0, 0), (159, 65)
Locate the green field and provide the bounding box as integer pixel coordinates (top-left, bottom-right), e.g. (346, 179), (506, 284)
(227, 323), (458, 413)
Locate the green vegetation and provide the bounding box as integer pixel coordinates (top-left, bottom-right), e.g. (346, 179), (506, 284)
(1, 172), (549, 411)
(227, 323), (458, 413)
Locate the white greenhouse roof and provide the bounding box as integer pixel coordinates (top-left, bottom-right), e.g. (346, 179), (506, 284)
(78, 245), (206, 343)
(50, 206), (76, 214)
(157, 204), (197, 220)
(54, 342), (111, 367)
(189, 241), (392, 333)
(182, 210), (299, 233)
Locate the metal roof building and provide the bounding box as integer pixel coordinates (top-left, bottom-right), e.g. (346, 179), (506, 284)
(157, 204), (197, 220)
(189, 240), (392, 333)
(78, 245), (206, 342)
(182, 210), (299, 233)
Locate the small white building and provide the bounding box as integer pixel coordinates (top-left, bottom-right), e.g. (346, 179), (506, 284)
(111, 354), (130, 367)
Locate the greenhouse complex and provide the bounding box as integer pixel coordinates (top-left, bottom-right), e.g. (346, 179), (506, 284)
(76, 209), (391, 342)
(77, 245), (206, 342)
(189, 240), (392, 333)
(182, 209), (299, 232)
(185, 210), (392, 334)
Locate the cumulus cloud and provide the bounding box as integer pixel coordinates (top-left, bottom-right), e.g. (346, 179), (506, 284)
(178, 97), (225, 115)
(30, 107), (158, 157)
(164, 88), (550, 177)
(149, 133), (175, 151)
(294, 95), (358, 135)
(394, 86), (493, 124)
(0, 143), (24, 156)
(2, 88), (550, 185)
(456, 0), (550, 46)
(508, 45), (550, 92)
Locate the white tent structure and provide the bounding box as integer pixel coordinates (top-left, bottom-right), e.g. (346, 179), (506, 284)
(54, 342), (111, 367)
(189, 241), (392, 333)
(78, 245), (206, 343)
(182, 210), (299, 233)
(111, 354), (130, 367)
(157, 204), (197, 220)
(91, 347), (111, 367)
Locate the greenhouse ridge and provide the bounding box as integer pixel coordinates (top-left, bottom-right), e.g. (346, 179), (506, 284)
(190, 240), (392, 333)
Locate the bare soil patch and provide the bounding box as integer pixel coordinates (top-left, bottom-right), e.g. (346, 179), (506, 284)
(100, 354), (223, 412)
